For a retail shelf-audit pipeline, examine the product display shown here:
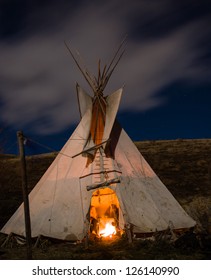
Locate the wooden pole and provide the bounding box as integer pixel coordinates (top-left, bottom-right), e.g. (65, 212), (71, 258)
(17, 131), (32, 259)
(125, 224), (133, 244)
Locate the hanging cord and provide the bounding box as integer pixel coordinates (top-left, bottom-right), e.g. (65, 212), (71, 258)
(25, 137), (73, 159)
(26, 137), (59, 153)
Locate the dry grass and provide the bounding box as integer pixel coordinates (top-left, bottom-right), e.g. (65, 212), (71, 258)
(0, 233), (209, 260)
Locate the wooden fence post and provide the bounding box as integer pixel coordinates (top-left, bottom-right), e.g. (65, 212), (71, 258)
(17, 131), (32, 259)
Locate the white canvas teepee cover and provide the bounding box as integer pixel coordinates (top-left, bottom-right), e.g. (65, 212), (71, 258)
(1, 86), (195, 240)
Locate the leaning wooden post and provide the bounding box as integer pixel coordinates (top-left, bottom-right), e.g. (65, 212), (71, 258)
(17, 131), (32, 259)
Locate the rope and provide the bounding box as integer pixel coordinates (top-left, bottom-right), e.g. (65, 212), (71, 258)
(24, 137), (75, 159)
(26, 137), (59, 153)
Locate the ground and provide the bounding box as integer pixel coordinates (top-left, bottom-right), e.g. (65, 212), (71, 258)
(0, 139), (211, 259)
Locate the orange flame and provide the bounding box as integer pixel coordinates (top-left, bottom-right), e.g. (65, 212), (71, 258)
(99, 219), (116, 238)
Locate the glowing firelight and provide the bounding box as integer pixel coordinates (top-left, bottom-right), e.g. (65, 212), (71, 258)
(99, 221), (116, 237)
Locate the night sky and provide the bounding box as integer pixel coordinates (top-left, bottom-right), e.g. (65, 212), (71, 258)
(0, 0), (211, 154)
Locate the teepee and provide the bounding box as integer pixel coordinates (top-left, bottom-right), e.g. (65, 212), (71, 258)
(1, 42), (195, 241)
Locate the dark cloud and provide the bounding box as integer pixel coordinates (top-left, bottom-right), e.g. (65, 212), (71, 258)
(128, 0), (211, 40)
(0, 0), (211, 135)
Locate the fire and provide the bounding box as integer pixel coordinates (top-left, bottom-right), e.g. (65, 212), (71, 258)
(99, 219), (116, 238)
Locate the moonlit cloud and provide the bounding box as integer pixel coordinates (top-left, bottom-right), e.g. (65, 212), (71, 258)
(0, 0), (210, 135)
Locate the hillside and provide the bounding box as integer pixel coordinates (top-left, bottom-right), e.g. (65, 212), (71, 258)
(0, 139), (211, 259)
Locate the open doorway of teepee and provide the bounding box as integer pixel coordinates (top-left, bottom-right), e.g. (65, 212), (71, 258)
(88, 187), (123, 239)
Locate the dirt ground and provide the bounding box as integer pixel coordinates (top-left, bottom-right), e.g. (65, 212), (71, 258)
(0, 231), (211, 260)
